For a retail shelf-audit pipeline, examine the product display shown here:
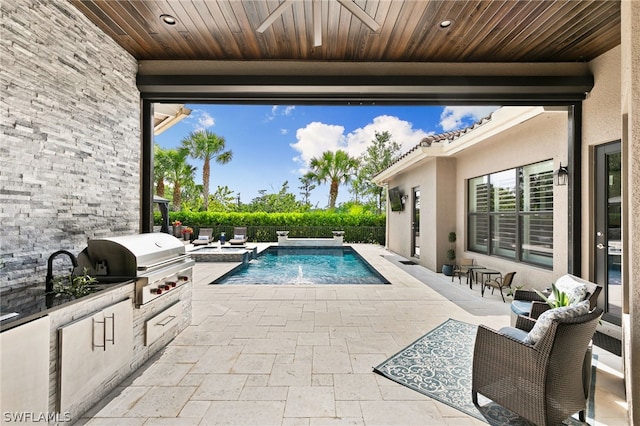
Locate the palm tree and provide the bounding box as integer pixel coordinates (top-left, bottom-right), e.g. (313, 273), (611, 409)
(153, 144), (172, 197)
(306, 150), (359, 209)
(166, 148), (196, 211)
(181, 130), (233, 211)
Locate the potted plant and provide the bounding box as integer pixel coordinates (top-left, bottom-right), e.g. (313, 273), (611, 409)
(442, 231), (456, 276)
(181, 226), (193, 241)
(172, 220), (182, 238)
(52, 267), (99, 299)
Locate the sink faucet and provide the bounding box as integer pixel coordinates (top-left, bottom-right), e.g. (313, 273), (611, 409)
(46, 250), (78, 293)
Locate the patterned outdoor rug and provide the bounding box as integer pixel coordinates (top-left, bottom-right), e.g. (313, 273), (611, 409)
(373, 318), (596, 425)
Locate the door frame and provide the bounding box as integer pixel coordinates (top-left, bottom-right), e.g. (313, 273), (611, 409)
(594, 140), (622, 326)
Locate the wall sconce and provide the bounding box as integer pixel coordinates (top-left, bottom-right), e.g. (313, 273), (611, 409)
(401, 194), (409, 204)
(554, 163), (569, 186)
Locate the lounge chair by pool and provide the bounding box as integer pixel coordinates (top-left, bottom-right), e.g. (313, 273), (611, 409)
(229, 227), (248, 245)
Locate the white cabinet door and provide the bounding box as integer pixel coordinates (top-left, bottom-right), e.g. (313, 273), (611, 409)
(1, 316), (50, 426)
(58, 298), (133, 412)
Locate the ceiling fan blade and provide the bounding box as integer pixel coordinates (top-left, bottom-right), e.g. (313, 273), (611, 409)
(336, 0), (381, 32)
(313, 0), (322, 47)
(256, 0), (295, 33)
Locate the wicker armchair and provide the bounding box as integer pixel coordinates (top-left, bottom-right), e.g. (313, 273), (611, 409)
(472, 308), (603, 426)
(511, 277), (602, 325)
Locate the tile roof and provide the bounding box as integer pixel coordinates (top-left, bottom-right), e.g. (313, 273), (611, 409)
(376, 113), (494, 175)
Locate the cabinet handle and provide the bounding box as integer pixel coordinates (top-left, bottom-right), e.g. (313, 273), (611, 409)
(157, 315), (176, 327)
(93, 314), (115, 351)
(106, 313), (115, 347)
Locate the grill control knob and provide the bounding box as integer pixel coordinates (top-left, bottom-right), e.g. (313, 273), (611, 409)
(170, 281), (177, 287)
(178, 276), (189, 281)
(156, 288), (163, 294)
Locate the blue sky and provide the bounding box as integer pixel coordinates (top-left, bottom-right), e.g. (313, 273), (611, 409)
(154, 104), (498, 207)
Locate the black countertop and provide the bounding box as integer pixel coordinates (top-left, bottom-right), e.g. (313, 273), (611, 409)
(0, 281), (133, 332)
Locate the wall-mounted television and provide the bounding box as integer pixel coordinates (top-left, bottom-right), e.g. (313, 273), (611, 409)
(388, 186), (404, 211)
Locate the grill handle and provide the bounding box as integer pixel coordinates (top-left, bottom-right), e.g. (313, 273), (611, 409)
(137, 254), (190, 271)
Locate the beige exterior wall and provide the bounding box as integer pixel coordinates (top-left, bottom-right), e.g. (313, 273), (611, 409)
(621, 2), (639, 423)
(582, 45), (622, 284)
(455, 111), (568, 290)
(384, 157), (456, 272)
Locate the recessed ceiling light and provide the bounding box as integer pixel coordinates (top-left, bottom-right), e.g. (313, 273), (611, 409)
(439, 20), (452, 29)
(160, 14), (177, 25)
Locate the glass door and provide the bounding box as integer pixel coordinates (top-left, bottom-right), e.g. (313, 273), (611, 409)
(595, 141), (622, 325)
(412, 187), (420, 258)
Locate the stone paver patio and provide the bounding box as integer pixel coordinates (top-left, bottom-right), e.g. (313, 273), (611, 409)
(78, 244), (628, 425)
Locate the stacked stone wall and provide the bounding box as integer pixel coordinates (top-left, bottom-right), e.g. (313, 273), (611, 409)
(0, 0), (139, 290)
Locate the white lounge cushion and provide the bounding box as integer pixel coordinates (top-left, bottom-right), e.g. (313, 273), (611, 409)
(524, 300), (590, 345)
(550, 274), (589, 304)
(198, 235), (210, 240)
(234, 234), (244, 240)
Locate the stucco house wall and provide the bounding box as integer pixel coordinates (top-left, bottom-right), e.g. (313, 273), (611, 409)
(384, 157), (456, 272)
(454, 110), (568, 289)
(0, 1), (140, 291)
(582, 45), (622, 282)
(621, 2), (639, 421)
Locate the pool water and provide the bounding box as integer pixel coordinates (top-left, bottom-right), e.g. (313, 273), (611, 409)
(214, 246), (389, 285)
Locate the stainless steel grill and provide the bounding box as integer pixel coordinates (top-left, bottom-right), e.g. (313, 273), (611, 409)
(77, 233), (194, 307)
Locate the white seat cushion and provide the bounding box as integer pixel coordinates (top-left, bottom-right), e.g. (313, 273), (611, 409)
(523, 300), (590, 345)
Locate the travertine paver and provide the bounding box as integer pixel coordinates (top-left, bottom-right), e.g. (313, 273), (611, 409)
(79, 244), (629, 425)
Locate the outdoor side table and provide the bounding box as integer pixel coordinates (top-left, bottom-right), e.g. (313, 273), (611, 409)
(466, 265), (485, 289)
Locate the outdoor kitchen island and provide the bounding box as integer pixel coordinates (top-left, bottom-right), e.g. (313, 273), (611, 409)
(0, 234), (194, 424)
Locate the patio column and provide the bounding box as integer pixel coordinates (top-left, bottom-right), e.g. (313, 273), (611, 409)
(141, 100), (154, 233)
(622, 1), (640, 423)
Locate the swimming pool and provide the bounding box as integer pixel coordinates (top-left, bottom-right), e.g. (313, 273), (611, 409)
(213, 246), (389, 285)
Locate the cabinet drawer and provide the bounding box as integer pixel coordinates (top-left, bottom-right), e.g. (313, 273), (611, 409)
(145, 302), (182, 346)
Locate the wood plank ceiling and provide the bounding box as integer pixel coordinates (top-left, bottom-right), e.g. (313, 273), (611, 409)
(71, 0), (620, 63)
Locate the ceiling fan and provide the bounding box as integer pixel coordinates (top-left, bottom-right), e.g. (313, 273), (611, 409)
(256, 0), (381, 47)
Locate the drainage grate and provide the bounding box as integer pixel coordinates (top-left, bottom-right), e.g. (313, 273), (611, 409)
(593, 331), (622, 356)
(399, 260), (417, 265)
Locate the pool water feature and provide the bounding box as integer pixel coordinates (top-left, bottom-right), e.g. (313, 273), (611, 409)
(213, 246), (389, 285)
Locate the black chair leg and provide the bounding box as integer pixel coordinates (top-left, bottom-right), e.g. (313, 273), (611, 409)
(579, 410), (586, 422)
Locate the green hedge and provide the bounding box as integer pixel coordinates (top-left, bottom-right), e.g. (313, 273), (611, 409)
(156, 212), (386, 245)
(162, 211), (385, 228)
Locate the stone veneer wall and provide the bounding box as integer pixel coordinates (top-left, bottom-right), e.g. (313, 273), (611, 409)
(0, 0), (140, 291)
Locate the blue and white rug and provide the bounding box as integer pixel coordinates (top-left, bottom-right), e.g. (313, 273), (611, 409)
(373, 318), (595, 425)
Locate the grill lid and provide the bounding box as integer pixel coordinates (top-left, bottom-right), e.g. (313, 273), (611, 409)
(84, 233), (186, 277)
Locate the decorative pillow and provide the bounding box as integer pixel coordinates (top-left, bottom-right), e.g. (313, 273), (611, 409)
(198, 236), (210, 240)
(234, 234), (244, 240)
(523, 300), (590, 345)
(549, 274), (589, 304)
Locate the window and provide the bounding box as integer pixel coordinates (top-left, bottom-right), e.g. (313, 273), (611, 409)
(467, 160), (554, 268)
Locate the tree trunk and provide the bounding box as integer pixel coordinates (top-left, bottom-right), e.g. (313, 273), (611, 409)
(329, 179), (339, 209)
(202, 157), (210, 211)
(156, 179), (165, 197)
(173, 183), (181, 211)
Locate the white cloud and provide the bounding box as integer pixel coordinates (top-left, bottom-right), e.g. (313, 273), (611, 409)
(280, 128), (288, 135)
(290, 115), (431, 173)
(188, 109), (215, 131)
(439, 106), (498, 131)
(290, 122), (346, 173)
(267, 105), (296, 121)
